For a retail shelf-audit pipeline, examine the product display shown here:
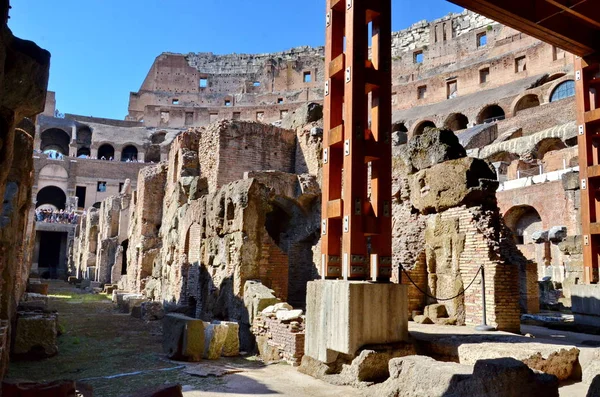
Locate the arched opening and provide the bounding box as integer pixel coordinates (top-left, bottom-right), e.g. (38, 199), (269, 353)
(151, 131), (167, 144)
(535, 137), (567, 160)
(514, 94), (540, 115)
(121, 239), (129, 275)
(477, 105), (506, 124)
(36, 186), (67, 210)
(413, 120), (436, 137)
(504, 205), (542, 245)
(443, 113), (469, 131)
(550, 80), (575, 102)
(97, 144), (115, 160)
(41, 128), (70, 155)
(121, 145), (138, 162)
(486, 151), (519, 181)
(77, 147), (90, 157)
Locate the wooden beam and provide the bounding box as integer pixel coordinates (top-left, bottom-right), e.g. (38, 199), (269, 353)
(542, 0), (600, 30)
(447, 0), (599, 56)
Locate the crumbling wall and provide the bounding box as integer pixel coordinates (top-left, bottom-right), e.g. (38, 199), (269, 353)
(94, 182), (132, 284)
(121, 163), (168, 293)
(393, 129), (524, 332)
(0, 0), (50, 378)
(72, 208), (99, 279)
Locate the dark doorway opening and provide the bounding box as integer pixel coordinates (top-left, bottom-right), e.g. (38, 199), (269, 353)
(38, 231), (66, 278)
(75, 186), (86, 209)
(121, 239), (129, 275)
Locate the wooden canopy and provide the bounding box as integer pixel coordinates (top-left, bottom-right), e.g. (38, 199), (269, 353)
(447, 0), (600, 57)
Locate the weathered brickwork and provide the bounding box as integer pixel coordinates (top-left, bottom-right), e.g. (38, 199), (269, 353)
(252, 315), (305, 366)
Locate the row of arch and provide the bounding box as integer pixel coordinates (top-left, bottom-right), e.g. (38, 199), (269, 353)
(35, 185), (103, 210)
(40, 128), (141, 161)
(400, 80), (575, 137)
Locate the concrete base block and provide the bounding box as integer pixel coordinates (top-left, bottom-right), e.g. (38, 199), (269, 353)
(572, 285), (600, 327)
(305, 280), (408, 363)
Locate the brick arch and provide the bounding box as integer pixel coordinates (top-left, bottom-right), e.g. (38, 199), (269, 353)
(443, 113), (469, 131)
(503, 205), (542, 245)
(511, 93), (540, 116)
(476, 104), (506, 124)
(40, 127), (70, 154)
(411, 119), (436, 138)
(533, 137), (567, 160)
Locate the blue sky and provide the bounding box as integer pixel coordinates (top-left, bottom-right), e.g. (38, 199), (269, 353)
(9, 1), (463, 120)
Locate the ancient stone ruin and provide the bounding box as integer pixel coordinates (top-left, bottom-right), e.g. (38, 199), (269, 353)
(3, 0), (600, 396)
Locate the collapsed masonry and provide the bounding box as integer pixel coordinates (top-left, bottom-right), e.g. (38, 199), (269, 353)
(0, 0), (50, 378)
(393, 128), (533, 332)
(73, 107), (528, 359)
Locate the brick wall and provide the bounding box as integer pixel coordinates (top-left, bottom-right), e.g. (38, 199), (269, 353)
(252, 315), (305, 366)
(259, 233), (289, 302)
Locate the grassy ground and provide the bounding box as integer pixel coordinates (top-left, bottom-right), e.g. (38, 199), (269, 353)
(5, 280), (230, 397)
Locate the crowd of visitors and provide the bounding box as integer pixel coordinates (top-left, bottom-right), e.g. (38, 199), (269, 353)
(35, 208), (79, 224)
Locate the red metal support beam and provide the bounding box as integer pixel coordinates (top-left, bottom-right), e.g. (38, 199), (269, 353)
(321, 0), (392, 281)
(575, 56), (600, 283)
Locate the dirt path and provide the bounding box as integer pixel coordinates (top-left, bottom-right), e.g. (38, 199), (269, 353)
(5, 281), (360, 397)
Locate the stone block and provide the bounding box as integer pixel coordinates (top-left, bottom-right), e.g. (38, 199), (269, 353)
(13, 313), (58, 359)
(162, 314), (205, 362)
(90, 281), (102, 289)
(548, 226), (567, 243)
(26, 283), (48, 296)
(67, 276), (78, 284)
(256, 335), (282, 363)
(374, 356), (558, 397)
(276, 309), (303, 321)
(531, 230), (549, 243)
(401, 128), (466, 173)
(141, 301), (165, 321)
(112, 290), (126, 303)
(204, 323), (228, 360)
(212, 321), (240, 357)
(561, 171), (580, 191)
(409, 157), (498, 215)
(22, 293), (49, 305)
(305, 280), (408, 363)
(413, 315), (434, 324)
(243, 280), (281, 324)
(572, 285), (600, 316)
(457, 342), (579, 381)
(424, 304), (448, 320)
(117, 294), (144, 313)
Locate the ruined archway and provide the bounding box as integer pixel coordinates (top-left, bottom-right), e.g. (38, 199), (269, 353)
(534, 137), (567, 160)
(477, 105), (506, 124)
(121, 145), (138, 162)
(412, 120), (436, 137)
(36, 186), (67, 210)
(513, 94), (540, 115)
(503, 205), (542, 245)
(40, 128), (70, 155)
(443, 113), (469, 131)
(97, 144), (115, 160)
